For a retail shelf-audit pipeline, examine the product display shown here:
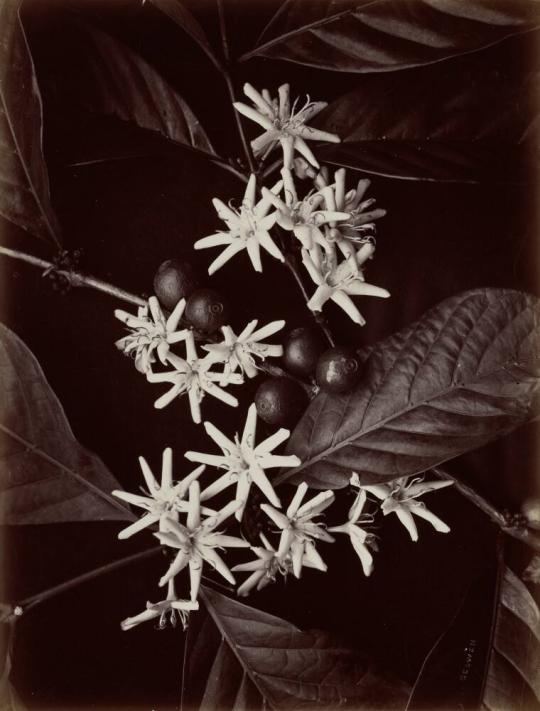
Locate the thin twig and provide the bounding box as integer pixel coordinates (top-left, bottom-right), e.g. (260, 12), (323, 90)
(283, 253), (335, 347)
(0, 245), (145, 307)
(180, 621), (190, 711)
(216, 0), (230, 63)
(432, 467), (540, 553)
(13, 547), (161, 615)
(216, 0), (257, 177)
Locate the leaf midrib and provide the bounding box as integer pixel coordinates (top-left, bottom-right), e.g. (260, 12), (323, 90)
(0, 9), (60, 246)
(278, 354), (537, 485)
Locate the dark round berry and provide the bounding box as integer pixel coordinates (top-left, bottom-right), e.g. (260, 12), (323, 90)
(153, 259), (201, 310)
(283, 326), (326, 377)
(255, 377), (308, 428)
(316, 346), (361, 394)
(185, 288), (229, 333)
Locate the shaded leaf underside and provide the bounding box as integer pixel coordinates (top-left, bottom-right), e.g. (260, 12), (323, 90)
(0, 323), (132, 524)
(0, 1), (60, 244)
(246, 0), (540, 73)
(314, 53), (539, 182)
(74, 20), (216, 156)
(200, 586), (409, 710)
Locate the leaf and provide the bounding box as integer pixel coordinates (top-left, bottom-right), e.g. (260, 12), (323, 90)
(0, 1), (61, 245)
(242, 0), (540, 72)
(0, 323), (134, 524)
(74, 21), (216, 156)
(281, 289), (540, 490)
(148, 0), (222, 71)
(407, 553), (540, 710)
(199, 585), (410, 709)
(314, 54), (539, 182)
(483, 568), (540, 710)
(0, 620), (27, 711)
(406, 550), (500, 709)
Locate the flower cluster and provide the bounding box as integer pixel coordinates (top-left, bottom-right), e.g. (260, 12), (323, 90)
(113, 406), (454, 628)
(111, 82), (455, 634)
(194, 83), (390, 326)
(115, 297), (285, 423)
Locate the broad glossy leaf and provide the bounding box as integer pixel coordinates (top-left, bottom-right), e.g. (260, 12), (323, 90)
(148, 0), (222, 71)
(282, 289), (540, 489)
(242, 0), (540, 72)
(0, 1), (61, 245)
(200, 586), (410, 709)
(76, 22), (215, 156)
(0, 323), (133, 524)
(315, 56), (539, 182)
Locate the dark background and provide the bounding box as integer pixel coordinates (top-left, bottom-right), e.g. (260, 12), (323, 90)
(1, 1), (539, 708)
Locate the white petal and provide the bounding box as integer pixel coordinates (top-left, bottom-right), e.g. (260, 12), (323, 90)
(350, 534), (374, 576)
(118, 514), (159, 540)
(410, 504), (450, 533)
(233, 101), (274, 130)
(208, 242), (245, 275)
(187, 481), (201, 530)
(261, 503), (290, 530)
(159, 549), (190, 587)
(189, 555), (203, 602)
(161, 447), (173, 490)
(291, 540), (305, 578)
(204, 421), (237, 453)
(255, 427), (289, 455)
(243, 173), (257, 209)
(246, 237), (263, 272)
(287, 483), (308, 518)
(297, 490), (335, 518)
(194, 232), (234, 249)
(200, 471), (237, 500)
(188, 386), (202, 424)
(250, 462), (281, 508)
(237, 570), (265, 597)
(395, 506), (419, 542)
(331, 290), (365, 325)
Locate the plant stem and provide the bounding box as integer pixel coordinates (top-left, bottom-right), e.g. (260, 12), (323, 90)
(0, 244), (314, 391)
(217, 0), (257, 177)
(14, 547), (162, 615)
(432, 467), (540, 553)
(0, 245), (145, 307)
(216, 0), (230, 63)
(283, 252), (335, 347)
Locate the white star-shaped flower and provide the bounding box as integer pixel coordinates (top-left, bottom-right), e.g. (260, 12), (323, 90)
(202, 319), (285, 380)
(194, 174), (284, 274)
(114, 296), (188, 373)
(302, 243), (390, 325)
(262, 168), (349, 255)
(261, 482), (334, 579)
(185, 403), (300, 520)
(155, 481), (249, 601)
(232, 532), (320, 597)
(328, 487), (376, 577)
(147, 331), (243, 423)
(360, 475), (453, 542)
(112, 447), (210, 540)
(120, 579), (199, 631)
(233, 83), (340, 169)
(231, 533), (288, 597)
(320, 168), (386, 263)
